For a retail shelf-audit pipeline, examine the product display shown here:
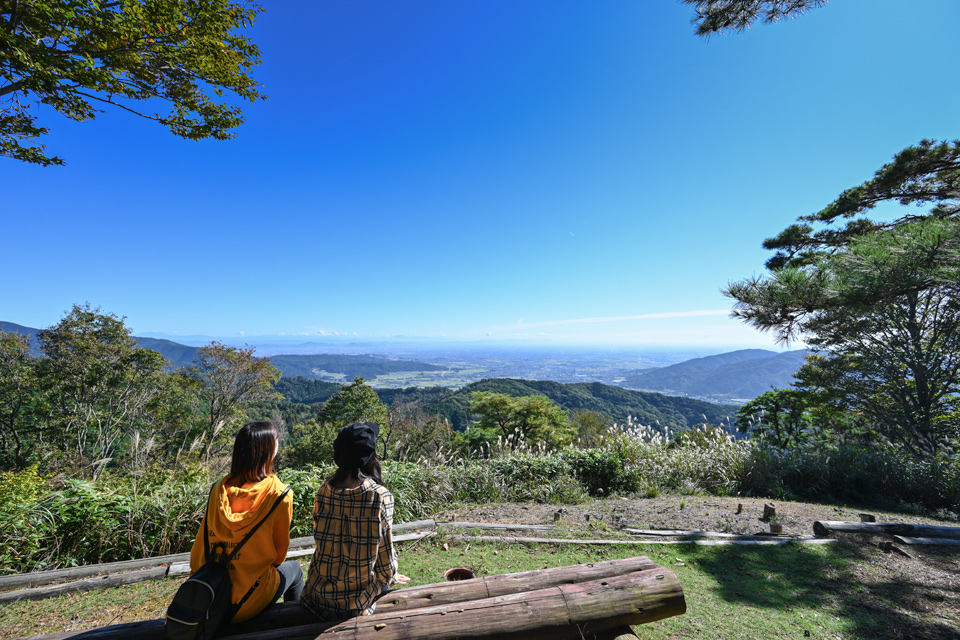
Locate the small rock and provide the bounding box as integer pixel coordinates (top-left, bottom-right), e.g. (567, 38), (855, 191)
(442, 543), (449, 551)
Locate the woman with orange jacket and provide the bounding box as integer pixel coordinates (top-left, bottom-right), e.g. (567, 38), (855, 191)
(188, 421), (304, 622)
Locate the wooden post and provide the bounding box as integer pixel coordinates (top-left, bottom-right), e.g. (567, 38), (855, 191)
(762, 504), (776, 521)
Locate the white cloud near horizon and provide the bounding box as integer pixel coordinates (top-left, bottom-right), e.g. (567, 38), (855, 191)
(495, 309), (730, 330)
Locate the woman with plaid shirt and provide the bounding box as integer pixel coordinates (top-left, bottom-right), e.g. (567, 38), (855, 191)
(301, 422), (410, 621)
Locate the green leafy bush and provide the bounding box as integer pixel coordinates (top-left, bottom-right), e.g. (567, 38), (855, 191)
(0, 465), (56, 572)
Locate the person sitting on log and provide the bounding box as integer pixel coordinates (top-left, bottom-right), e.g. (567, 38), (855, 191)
(189, 421), (304, 622)
(301, 421), (410, 621)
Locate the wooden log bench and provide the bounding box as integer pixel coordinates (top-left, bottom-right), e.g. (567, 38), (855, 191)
(12, 556), (685, 640)
(812, 520), (960, 539)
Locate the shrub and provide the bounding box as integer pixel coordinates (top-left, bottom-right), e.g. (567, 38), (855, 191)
(0, 465), (57, 572)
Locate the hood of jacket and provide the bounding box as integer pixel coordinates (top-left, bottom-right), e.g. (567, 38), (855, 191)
(210, 474), (287, 537)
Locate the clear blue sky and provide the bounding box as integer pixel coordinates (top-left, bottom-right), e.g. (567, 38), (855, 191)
(4, 1), (959, 349)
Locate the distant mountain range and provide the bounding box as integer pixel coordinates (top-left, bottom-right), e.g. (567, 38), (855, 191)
(622, 348), (809, 402)
(0, 322), (444, 379)
(1, 320), (807, 403)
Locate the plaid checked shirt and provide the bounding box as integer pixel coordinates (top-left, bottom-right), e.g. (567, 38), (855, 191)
(301, 477), (399, 621)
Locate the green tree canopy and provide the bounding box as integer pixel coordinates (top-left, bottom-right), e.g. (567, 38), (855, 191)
(38, 304), (168, 477)
(320, 377), (388, 429)
(469, 391), (574, 451)
(725, 143), (960, 456)
(188, 341), (280, 456)
(1, 0), (265, 166)
(0, 330), (42, 469)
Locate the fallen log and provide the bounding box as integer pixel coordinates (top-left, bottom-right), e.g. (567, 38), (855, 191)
(449, 536), (651, 545)
(12, 557), (662, 639)
(286, 519), (437, 549)
(812, 521), (960, 539)
(267, 568), (685, 640)
(892, 535), (960, 547)
(0, 566), (169, 605)
(0, 553), (186, 592)
(625, 529), (820, 541)
(2, 531), (436, 603)
(439, 522), (554, 531)
(0, 520), (438, 594)
(449, 535), (836, 546)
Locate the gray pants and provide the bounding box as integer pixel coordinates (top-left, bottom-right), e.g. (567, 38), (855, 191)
(273, 560), (304, 603)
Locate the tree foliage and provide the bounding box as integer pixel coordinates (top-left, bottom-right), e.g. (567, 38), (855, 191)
(38, 304), (168, 477)
(0, 331), (42, 469)
(320, 377), (388, 429)
(726, 142), (960, 456)
(1, 0), (265, 165)
(188, 341), (280, 456)
(382, 402), (452, 461)
(469, 391), (574, 450)
(682, 0), (826, 37)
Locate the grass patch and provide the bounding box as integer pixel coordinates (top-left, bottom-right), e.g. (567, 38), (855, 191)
(2, 536), (957, 640)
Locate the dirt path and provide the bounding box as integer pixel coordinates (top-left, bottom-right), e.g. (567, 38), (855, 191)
(436, 495), (957, 536)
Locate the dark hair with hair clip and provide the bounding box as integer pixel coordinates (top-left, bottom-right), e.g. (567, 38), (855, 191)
(231, 421), (279, 485)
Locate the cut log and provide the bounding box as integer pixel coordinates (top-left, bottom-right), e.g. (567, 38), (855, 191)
(448, 536), (650, 545)
(1, 526), (435, 598)
(10, 557), (661, 640)
(439, 522), (554, 531)
(0, 566), (168, 604)
(625, 529), (818, 540)
(893, 535), (960, 547)
(812, 521), (960, 539)
(448, 535), (836, 546)
(0, 553), (186, 592)
(286, 519), (436, 550)
(373, 556), (657, 613)
(232, 568), (685, 640)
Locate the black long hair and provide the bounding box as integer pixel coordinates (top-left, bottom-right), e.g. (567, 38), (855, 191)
(230, 421), (279, 485)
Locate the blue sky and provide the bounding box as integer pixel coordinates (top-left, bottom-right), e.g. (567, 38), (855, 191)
(4, 1), (959, 349)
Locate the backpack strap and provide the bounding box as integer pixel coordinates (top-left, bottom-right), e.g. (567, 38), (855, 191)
(226, 486), (291, 610)
(203, 482), (291, 566)
(224, 485), (291, 564)
(202, 480), (219, 565)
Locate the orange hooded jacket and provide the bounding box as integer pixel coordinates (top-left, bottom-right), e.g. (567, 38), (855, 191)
(189, 474), (293, 622)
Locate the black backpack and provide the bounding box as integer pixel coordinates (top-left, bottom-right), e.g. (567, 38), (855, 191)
(165, 483), (291, 640)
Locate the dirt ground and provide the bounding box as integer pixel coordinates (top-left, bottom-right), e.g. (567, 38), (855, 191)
(435, 494), (957, 537)
(435, 495), (960, 638)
